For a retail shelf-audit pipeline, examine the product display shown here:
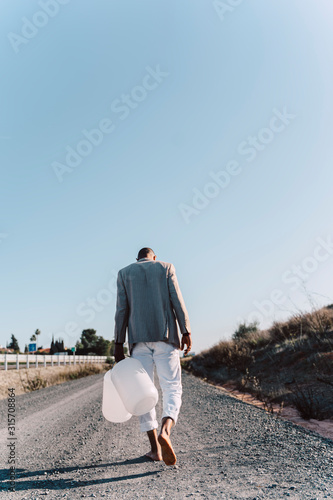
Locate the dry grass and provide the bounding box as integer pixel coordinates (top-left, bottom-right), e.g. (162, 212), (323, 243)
(0, 364), (108, 400)
(270, 307), (333, 342)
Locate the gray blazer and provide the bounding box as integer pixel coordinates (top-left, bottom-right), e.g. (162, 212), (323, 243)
(114, 258), (191, 353)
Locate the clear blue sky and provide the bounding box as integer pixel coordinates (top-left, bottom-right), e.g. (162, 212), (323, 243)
(1, 0), (333, 354)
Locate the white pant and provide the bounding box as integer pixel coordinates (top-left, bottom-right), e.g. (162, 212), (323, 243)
(131, 341), (182, 432)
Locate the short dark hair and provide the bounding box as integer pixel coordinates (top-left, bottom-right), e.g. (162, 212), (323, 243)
(137, 247), (155, 260)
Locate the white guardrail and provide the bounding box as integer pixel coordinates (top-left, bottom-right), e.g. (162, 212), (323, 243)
(0, 354), (109, 370)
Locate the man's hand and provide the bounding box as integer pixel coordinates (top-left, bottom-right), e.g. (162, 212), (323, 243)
(114, 343), (125, 363)
(181, 333), (192, 356)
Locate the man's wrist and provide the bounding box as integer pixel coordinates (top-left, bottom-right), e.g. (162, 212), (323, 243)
(182, 332), (191, 336)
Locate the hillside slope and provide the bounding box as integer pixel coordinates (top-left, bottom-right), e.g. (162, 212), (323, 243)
(184, 306), (333, 420)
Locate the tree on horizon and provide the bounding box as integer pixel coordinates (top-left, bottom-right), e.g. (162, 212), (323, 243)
(8, 334), (20, 353)
(75, 329), (111, 356)
(35, 329), (41, 350)
(50, 336), (65, 354)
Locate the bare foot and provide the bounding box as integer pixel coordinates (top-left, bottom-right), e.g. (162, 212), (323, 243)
(145, 450), (163, 461)
(158, 431), (177, 466)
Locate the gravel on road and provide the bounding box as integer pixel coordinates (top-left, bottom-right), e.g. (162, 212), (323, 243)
(0, 370), (332, 499)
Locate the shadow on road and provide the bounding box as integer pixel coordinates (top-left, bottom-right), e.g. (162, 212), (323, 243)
(0, 458), (161, 493)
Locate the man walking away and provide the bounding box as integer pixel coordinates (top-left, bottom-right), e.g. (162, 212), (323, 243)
(114, 247), (192, 465)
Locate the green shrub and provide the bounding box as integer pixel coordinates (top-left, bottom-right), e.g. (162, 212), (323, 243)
(105, 356), (115, 366)
(232, 322), (258, 342)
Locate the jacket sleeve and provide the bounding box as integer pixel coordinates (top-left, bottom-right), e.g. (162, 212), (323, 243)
(114, 270), (129, 343)
(167, 264), (191, 334)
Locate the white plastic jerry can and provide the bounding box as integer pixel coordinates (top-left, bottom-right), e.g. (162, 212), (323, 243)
(102, 369), (132, 423)
(102, 357), (158, 422)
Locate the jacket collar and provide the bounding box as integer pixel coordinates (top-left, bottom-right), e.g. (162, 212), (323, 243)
(137, 258), (152, 262)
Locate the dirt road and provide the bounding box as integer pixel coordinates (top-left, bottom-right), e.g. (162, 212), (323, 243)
(0, 371), (332, 499)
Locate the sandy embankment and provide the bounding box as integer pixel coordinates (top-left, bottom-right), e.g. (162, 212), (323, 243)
(0, 364), (107, 400)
